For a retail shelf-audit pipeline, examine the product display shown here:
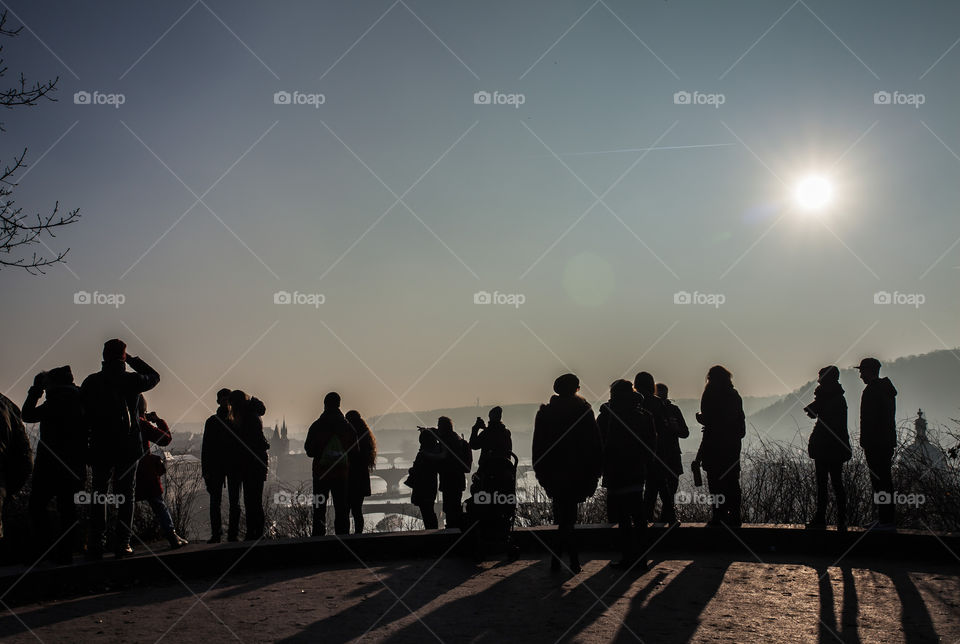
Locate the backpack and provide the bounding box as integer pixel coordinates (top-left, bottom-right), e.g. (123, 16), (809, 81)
(317, 433), (346, 471)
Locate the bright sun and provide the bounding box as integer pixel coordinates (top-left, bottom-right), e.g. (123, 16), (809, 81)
(794, 175), (834, 211)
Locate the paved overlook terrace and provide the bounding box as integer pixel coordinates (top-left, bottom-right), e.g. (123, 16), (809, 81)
(0, 525), (958, 643)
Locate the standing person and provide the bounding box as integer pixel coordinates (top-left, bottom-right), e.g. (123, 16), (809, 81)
(436, 417), (471, 530)
(633, 371), (679, 523)
(597, 380), (656, 568)
(469, 406), (513, 465)
(0, 392), (32, 542)
(81, 339), (160, 558)
(407, 428), (442, 529)
(856, 357), (898, 531)
(803, 366), (851, 532)
(303, 392), (354, 536)
(693, 365), (746, 528)
(532, 374), (602, 574)
(228, 390), (269, 541)
(134, 396), (188, 548)
(202, 389), (240, 543)
(345, 410), (377, 534)
(655, 382), (690, 525)
(21, 367), (85, 564)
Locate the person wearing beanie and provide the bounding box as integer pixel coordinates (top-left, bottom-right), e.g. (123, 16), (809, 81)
(80, 339), (160, 558)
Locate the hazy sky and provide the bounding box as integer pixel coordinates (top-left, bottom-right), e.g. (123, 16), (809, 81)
(1, 0), (958, 429)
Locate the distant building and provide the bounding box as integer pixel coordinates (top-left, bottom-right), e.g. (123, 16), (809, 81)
(901, 409), (946, 471)
(269, 418), (292, 482)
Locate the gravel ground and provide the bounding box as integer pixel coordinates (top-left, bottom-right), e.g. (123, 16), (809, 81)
(0, 552), (957, 643)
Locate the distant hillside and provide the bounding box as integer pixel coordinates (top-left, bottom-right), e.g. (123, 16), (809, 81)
(746, 349), (960, 445)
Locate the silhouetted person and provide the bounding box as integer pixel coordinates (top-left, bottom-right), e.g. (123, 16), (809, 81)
(408, 428), (442, 529)
(598, 379), (656, 568)
(22, 366), (84, 564)
(693, 365), (745, 527)
(436, 416), (471, 530)
(134, 396), (187, 548)
(655, 382), (690, 524)
(635, 373), (685, 525)
(304, 392), (354, 536)
(229, 390), (269, 540)
(533, 373), (602, 573)
(856, 357), (897, 530)
(803, 365), (851, 532)
(202, 388), (241, 543)
(469, 406), (513, 465)
(81, 339), (160, 558)
(0, 392), (31, 542)
(345, 410), (377, 534)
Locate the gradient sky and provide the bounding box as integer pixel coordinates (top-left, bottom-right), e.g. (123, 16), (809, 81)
(1, 0), (958, 430)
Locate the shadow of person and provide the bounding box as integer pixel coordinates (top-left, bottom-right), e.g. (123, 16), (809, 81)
(883, 567), (940, 644)
(614, 558), (732, 643)
(816, 565), (861, 644)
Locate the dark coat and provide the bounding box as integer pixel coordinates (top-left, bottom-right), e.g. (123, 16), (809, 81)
(408, 442), (441, 506)
(304, 409), (355, 482)
(80, 357), (159, 465)
(235, 399), (270, 481)
(859, 377), (897, 456)
(469, 421), (513, 465)
(202, 409), (235, 480)
(654, 396), (690, 474)
(436, 429), (470, 493)
(0, 392), (32, 495)
(347, 418), (375, 498)
(532, 394), (602, 502)
(696, 383), (746, 471)
(597, 397), (655, 492)
(21, 383), (86, 488)
(806, 381), (851, 463)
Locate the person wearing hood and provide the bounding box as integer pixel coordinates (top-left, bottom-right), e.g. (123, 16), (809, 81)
(597, 379), (656, 568)
(407, 428), (442, 529)
(202, 388), (240, 543)
(81, 339), (160, 558)
(803, 365), (851, 531)
(228, 390), (270, 540)
(693, 365), (746, 527)
(532, 373), (602, 574)
(435, 416), (471, 530)
(22, 366), (85, 564)
(304, 392), (355, 536)
(856, 357), (898, 530)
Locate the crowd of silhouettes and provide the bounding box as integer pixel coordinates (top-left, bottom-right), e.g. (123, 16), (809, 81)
(0, 337), (905, 570)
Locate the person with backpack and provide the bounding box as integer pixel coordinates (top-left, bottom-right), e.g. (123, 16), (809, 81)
(598, 379), (656, 568)
(304, 392), (355, 536)
(228, 390), (269, 540)
(81, 339), (160, 558)
(134, 396), (188, 548)
(693, 365), (746, 527)
(345, 410), (377, 534)
(533, 374), (602, 574)
(407, 428), (442, 529)
(21, 366), (85, 564)
(803, 365), (851, 532)
(202, 388), (241, 542)
(653, 382), (690, 525)
(856, 357), (898, 531)
(435, 416), (470, 530)
(0, 392), (32, 542)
